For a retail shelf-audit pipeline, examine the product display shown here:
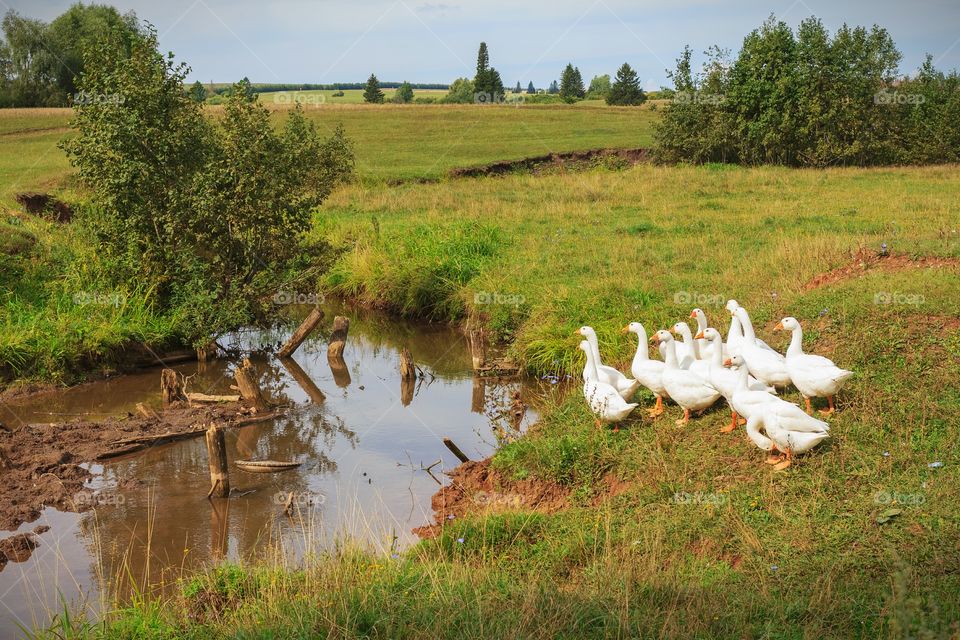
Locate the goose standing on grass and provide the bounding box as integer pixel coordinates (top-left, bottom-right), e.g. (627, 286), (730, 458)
(576, 326), (642, 401)
(775, 317), (854, 414)
(696, 328), (775, 432)
(725, 300), (777, 356)
(624, 321), (668, 417)
(744, 408), (829, 470)
(690, 308), (726, 361)
(579, 340), (638, 430)
(651, 330), (720, 425)
(671, 322), (707, 375)
(732, 306), (792, 388)
(724, 355), (830, 435)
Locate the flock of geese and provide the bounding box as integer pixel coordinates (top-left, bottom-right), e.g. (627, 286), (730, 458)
(576, 300), (854, 469)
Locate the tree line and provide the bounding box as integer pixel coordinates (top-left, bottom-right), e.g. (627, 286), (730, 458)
(653, 16), (960, 166)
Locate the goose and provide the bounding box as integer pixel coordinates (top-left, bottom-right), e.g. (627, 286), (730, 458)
(575, 326), (642, 401)
(578, 340), (638, 430)
(670, 321), (701, 369)
(775, 317), (854, 414)
(725, 300), (776, 356)
(745, 407), (829, 471)
(690, 308), (727, 361)
(650, 330), (720, 425)
(624, 321), (668, 417)
(724, 355), (830, 435)
(732, 306), (792, 388)
(695, 328), (776, 432)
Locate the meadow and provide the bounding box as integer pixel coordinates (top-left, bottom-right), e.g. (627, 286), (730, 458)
(2, 101), (959, 638)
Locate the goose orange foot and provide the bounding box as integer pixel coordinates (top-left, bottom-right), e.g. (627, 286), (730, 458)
(647, 396), (665, 418)
(675, 408), (691, 426)
(719, 411), (738, 433)
(818, 395), (837, 416)
(773, 448), (793, 471)
(765, 448), (784, 464)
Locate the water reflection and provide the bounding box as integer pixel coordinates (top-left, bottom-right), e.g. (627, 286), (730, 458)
(0, 300), (564, 634)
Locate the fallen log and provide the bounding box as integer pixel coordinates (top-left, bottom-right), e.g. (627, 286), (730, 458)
(187, 392), (241, 403)
(443, 437), (470, 463)
(135, 403), (159, 420)
(277, 306), (324, 358)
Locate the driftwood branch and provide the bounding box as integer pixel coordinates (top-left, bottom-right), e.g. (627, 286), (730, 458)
(277, 306), (324, 358)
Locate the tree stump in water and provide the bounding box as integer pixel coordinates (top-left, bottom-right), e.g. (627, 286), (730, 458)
(277, 306), (324, 358)
(160, 369), (185, 405)
(400, 348), (417, 380)
(467, 323), (486, 371)
(234, 359), (268, 411)
(205, 424), (230, 499)
(327, 316), (350, 359)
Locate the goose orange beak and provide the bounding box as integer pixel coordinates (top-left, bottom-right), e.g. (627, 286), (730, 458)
(650, 334), (660, 344)
(573, 329), (581, 336)
(621, 324), (630, 334)
(773, 322), (784, 331)
(689, 310), (697, 318)
(723, 358), (732, 366)
(694, 330), (705, 340)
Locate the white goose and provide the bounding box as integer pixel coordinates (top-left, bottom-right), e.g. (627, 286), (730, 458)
(624, 321), (668, 417)
(696, 328), (776, 432)
(690, 308), (727, 361)
(724, 355), (830, 434)
(651, 330), (720, 425)
(725, 300), (776, 357)
(775, 316), (854, 414)
(670, 321), (702, 371)
(575, 326), (641, 401)
(745, 407), (829, 471)
(732, 306), (792, 388)
(579, 340), (638, 430)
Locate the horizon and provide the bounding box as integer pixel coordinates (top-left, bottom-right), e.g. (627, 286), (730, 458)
(10, 0), (960, 91)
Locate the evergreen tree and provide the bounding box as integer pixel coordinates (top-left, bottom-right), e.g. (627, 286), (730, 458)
(607, 62), (646, 106)
(393, 80), (414, 103)
(514, 81), (522, 93)
(559, 63), (585, 102)
(475, 42), (489, 79)
(363, 73), (384, 103)
(188, 80), (208, 103)
(527, 81), (535, 94)
(548, 80), (559, 94)
(473, 42), (504, 101)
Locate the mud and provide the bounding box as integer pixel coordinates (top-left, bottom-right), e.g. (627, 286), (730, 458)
(412, 458), (570, 538)
(0, 399), (256, 532)
(14, 192), (73, 222)
(448, 147), (650, 178)
(802, 248), (960, 291)
(0, 533), (38, 569)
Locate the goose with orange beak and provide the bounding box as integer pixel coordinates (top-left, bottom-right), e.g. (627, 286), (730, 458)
(574, 326), (641, 401)
(624, 322), (668, 417)
(651, 329), (720, 425)
(578, 339), (638, 430)
(696, 328), (776, 432)
(774, 317), (853, 414)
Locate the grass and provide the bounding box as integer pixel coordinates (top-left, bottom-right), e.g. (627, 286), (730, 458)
(2, 104), (959, 638)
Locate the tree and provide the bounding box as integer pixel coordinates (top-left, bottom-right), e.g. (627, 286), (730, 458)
(559, 63), (585, 102)
(473, 42), (504, 101)
(393, 80), (414, 103)
(475, 42), (489, 79)
(548, 80), (559, 94)
(586, 74), (611, 99)
(607, 63), (646, 106)
(514, 81), (521, 93)
(363, 73), (384, 103)
(441, 77), (475, 103)
(527, 81), (535, 94)
(61, 25), (353, 339)
(188, 80), (207, 103)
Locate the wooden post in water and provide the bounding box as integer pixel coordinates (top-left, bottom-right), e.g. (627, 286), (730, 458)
(467, 323), (486, 371)
(205, 423), (230, 499)
(399, 348), (417, 380)
(277, 306), (324, 358)
(160, 368), (184, 405)
(327, 316), (350, 359)
(443, 437), (470, 463)
(234, 358), (268, 411)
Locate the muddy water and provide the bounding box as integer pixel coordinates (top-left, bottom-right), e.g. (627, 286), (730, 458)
(0, 301), (555, 635)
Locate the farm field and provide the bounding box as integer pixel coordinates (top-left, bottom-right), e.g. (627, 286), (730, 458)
(1, 102), (959, 638)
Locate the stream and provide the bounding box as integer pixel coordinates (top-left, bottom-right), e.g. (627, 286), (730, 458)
(0, 301), (560, 634)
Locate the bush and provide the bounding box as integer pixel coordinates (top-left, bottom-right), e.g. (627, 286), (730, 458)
(413, 96), (437, 104)
(441, 77), (475, 104)
(654, 16), (960, 166)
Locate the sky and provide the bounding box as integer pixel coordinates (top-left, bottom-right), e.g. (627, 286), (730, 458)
(12, 0), (960, 89)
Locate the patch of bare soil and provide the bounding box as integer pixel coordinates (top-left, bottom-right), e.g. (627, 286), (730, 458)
(14, 192), (73, 222)
(0, 533), (39, 570)
(448, 147), (650, 179)
(413, 458), (571, 538)
(802, 248), (960, 291)
(0, 399), (275, 532)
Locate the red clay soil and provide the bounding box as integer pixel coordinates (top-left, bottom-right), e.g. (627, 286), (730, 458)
(0, 399), (273, 533)
(412, 458), (571, 538)
(802, 248), (960, 291)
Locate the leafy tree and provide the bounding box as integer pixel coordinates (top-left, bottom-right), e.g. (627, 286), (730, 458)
(527, 81), (535, 93)
(586, 74), (611, 99)
(363, 73), (384, 103)
(61, 25), (353, 340)
(441, 77), (475, 103)
(188, 80), (207, 103)
(393, 80), (414, 103)
(559, 64), (585, 102)
(606, 63), (646, 106)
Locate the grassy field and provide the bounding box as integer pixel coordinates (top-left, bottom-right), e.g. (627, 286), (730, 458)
(3, 104), (959, 638)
